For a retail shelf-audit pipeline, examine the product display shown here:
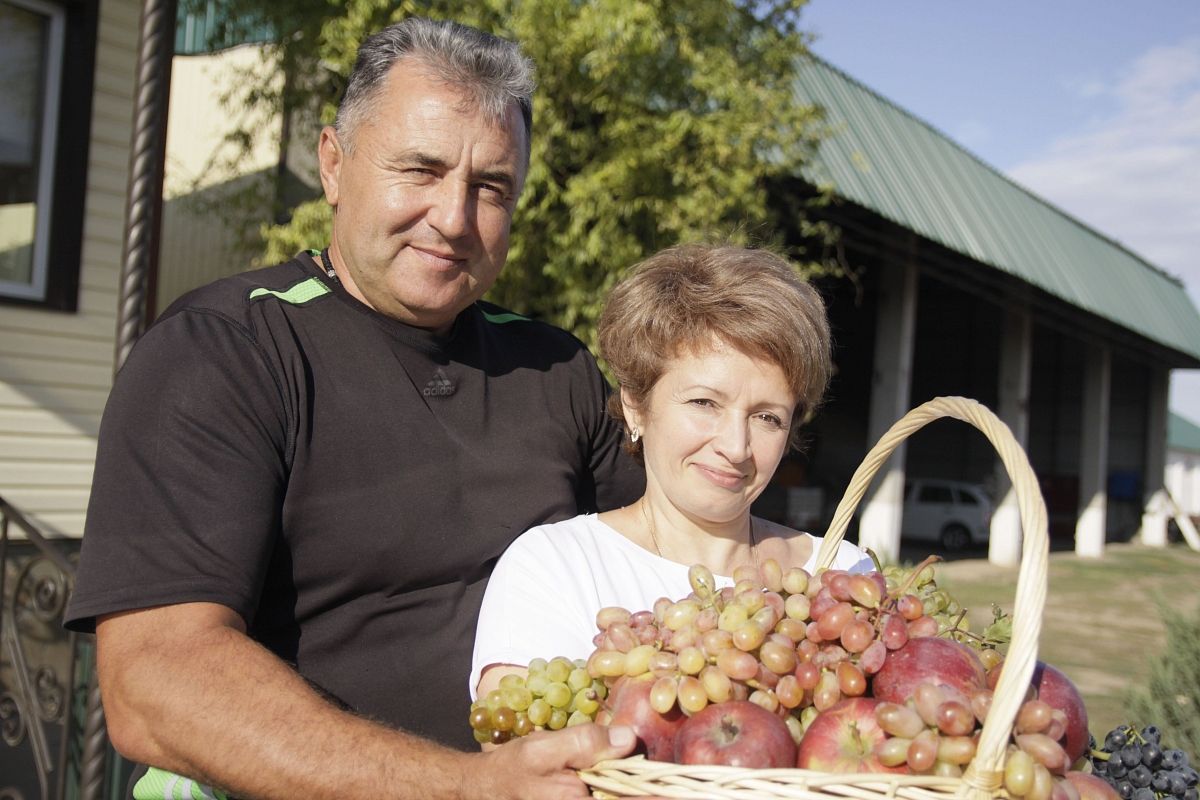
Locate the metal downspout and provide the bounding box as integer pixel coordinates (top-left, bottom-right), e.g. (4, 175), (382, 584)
(114, 0), (178, 373)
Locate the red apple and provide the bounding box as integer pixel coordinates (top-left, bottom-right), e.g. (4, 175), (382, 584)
(1063, 771), (1120, 800)
(796, 697), (909, 773)
(872, 637), (987, 704)
(604, 676), (685, 762)
(673, 701), (797, 768)
(1032, 662), (1090, 764)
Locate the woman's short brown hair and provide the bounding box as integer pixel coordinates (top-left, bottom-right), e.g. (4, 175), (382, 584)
(598, 243), (832, 452)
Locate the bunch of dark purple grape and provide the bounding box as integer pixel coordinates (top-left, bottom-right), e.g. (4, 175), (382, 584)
(1089, 724), (1198, 800)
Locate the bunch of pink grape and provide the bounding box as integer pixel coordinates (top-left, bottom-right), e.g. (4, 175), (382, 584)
(581, 557), (952, 741)
(873, 675), (1081, 797)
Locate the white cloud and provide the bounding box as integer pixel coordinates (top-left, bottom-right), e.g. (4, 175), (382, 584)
(1007, 38), (1200, 421)
(1114, 39), (1200, 109)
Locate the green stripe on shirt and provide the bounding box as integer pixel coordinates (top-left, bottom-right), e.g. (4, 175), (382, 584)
(479, 308), (528, 325)
(248, 277), (331, 305)
(133, 767), (228, 800)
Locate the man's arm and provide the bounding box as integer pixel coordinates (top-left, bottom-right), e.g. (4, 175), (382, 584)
(98, 602), (636, 800)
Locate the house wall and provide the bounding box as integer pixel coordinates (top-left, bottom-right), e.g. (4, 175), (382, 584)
(0, 26), (321, 539)
(0, 0), (140, 537)
(157, 44), (284, 311)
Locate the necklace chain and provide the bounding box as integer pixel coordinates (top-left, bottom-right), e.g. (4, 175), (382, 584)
(319, 247), (338, 282)
(642, 502), (760, 574)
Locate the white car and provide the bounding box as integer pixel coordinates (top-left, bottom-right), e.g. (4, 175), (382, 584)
(901, 479), (992, 551)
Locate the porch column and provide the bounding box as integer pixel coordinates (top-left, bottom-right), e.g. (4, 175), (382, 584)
(859, 260), (919, 563)
(1139, 367), (1170, 546)
(989, 306), (1032, 566)
(1075, 344), (1111, 557)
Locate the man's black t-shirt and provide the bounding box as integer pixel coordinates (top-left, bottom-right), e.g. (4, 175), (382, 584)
(65, 253), (643, 749)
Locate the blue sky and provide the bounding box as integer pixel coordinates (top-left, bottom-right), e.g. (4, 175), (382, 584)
(800, 1), (1200, 424)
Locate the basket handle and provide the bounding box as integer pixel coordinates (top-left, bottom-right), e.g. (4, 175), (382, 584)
(814, 396), (1048, 796)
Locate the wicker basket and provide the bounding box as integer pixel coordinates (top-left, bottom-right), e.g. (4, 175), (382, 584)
(579, 396), (1049, 800)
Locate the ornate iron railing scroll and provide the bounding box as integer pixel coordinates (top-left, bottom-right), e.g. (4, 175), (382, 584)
(0, 496), (110, 800)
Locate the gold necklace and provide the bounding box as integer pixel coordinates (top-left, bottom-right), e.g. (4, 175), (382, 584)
(642, 502), (761, 574)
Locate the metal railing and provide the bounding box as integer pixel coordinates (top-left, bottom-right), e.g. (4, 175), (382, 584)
(0, 495), (116, 800)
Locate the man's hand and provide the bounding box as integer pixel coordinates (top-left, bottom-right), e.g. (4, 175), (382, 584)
(98, 602), (644, 800)
(469, 723), (638, 800)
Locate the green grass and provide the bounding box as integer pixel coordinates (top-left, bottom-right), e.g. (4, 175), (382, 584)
(935, 543), (1200, 741)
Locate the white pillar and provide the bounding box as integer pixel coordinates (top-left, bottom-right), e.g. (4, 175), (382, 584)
(1139, 367), (1170, 546)
(1075, 345), (1111, 557)
(859, 260), (919, 563)
(989, 306), (1032, 566)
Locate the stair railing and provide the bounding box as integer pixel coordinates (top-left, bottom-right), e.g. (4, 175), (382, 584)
(1, 495), (110, 800)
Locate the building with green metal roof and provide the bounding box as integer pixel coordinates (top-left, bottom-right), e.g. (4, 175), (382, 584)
(794, 57), (1200, 365)
(776, 56), (1200, 564)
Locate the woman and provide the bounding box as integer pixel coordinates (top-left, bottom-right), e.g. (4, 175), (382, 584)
(470, 243), (872, 701)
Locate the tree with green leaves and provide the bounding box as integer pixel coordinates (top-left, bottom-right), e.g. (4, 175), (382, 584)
(197, 0), (836, 349)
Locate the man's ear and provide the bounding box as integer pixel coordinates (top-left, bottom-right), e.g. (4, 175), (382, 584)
(317, 126), (344, 207)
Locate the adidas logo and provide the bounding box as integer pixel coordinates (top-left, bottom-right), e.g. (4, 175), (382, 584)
(423, 368), (456, 397)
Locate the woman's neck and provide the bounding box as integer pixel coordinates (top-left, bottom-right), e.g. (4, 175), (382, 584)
(629, 494), (759, 576)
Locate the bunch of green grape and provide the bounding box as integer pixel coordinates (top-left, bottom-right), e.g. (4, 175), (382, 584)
(880, 559), (1011, 653)
(468, 655), (608, 745)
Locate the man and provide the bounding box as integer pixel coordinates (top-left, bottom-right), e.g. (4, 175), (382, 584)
(65, 17), (644, 800)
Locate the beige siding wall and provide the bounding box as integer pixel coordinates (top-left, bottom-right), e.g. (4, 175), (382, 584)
(0, 0), (139, 538)
(164, 46), (283, 197)
(156, 45), (284, 311)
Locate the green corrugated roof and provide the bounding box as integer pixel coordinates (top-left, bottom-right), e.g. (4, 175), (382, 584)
(1169, 412), (1200, 454)
(175, 1), (272, 55)
(794, 57), (1200, 365)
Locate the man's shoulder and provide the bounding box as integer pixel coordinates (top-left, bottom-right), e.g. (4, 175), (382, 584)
(471, 300), (589, 357)
(159, 254), (326, 322)
(468, 302), (605, 388)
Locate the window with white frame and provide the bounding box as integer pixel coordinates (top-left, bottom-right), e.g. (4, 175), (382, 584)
(0, 0), (64, 302)
(0, 0), (96, 311)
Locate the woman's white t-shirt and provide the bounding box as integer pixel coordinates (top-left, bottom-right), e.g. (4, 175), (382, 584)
(470, 513), (873, 697)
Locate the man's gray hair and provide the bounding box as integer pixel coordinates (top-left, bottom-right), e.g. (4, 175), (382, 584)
(334, 17), (535, 155)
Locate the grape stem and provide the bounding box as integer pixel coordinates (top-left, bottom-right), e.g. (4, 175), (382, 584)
(940, 610), (976, 640)
(867, 553), (945, 638)
(888, 554), (943, 606)
(865, 547), (884, 573)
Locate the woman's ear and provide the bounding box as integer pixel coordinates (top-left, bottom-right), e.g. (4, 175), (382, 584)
(620, 387), (644, 435)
